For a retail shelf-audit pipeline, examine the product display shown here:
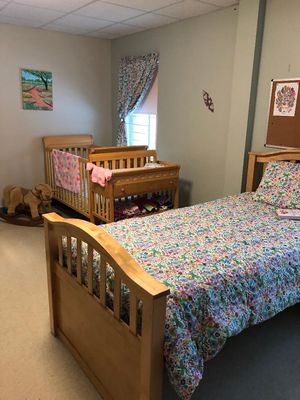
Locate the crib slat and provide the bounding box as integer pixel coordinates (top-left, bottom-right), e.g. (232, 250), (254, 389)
(45, 150), (50, 185)
(94, 193), (98, 215)
(80, 162), (85, 210)
(100, 257), (106, 306)
(71, 183), (75, 208)
(130, 293), (138, 335)
(63, 187), (66, 205)
(77, 239), (82, 284)
(106, 198), (110, 221)
(114, 275), (121, 319)
(58, 237), (63, 266)
(93, 192), (96, 216)
(79, 162), (83, 210)
(50, 151), (55, 191)
(82, 160), (87, 213)
(87, 245), (93, 294)
(67, 236), (72, 274)
(67, 186), (71, 206)
(100, 195), (105, 218)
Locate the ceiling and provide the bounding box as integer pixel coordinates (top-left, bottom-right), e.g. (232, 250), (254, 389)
(0, 0), (238, 39)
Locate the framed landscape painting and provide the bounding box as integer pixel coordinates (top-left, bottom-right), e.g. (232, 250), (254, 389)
(21, 68), (53, 110)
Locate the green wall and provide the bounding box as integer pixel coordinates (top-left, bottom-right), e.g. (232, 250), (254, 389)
(111, 6), (238, 205)
(252, 0), (300, 151)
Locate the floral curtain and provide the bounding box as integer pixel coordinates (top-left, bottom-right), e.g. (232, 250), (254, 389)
(116, 52), (159, 146)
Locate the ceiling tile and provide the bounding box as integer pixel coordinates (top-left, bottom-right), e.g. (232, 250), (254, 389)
(0, 0), (9, 9)
(0, 3), (65, 23)
(157, 0), (218, 19)
(75, 1), (145, 22)
(42, 23), (91, 34)
(12, 0), (93, 13)
(0, 0), (238, 36)
(53, 14), (113, 30)
(0, 14), (44, 27)
(196, 0), (237, 6)
(98, 22), (144, 37)
(86, 30), (115, 39)
(102, 0), (184, 12)
(126, 12), (177, 28)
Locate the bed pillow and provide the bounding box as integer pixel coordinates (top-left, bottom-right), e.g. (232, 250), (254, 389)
(253, 160), (300, 209)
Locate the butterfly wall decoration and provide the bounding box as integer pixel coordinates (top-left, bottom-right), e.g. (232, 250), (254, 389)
(202, 90), (214, 113)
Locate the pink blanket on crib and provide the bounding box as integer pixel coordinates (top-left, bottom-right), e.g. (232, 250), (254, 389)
(52, 149), (80, 193)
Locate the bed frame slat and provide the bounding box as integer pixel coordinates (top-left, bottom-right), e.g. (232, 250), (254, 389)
(67, 236), (72, 273)
(100, 257), (107, 306)
(58, 237), (63, 266)
(77, 239), (82, 284)
(130, 293), (138, 335)
(114, 275), (121, 319)
(87, 245), (93, 294)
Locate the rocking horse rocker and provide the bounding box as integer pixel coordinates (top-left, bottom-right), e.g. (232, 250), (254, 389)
(1, 184), (53, 226)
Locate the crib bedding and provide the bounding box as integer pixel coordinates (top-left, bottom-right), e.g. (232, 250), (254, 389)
(64, 193), (300, 400)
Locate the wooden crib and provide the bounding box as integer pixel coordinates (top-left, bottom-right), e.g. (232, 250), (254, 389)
(43, 135), (180, 223)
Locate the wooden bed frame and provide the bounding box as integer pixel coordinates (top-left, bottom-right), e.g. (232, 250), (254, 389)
(43, 135), (180, 223)
(44, 150), (300, 400)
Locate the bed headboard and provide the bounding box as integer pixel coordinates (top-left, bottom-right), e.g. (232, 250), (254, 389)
(246, 149), (300, 192)
(43, 134), (94, 149)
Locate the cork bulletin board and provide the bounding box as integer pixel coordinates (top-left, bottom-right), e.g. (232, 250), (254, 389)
(266, 78), (300, 149)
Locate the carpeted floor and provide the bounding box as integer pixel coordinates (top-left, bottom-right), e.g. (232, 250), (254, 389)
(1, 219), (300, 400)
(0, 221), (102, 400)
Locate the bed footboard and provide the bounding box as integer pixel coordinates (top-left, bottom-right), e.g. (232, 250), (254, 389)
(44, 213), (170, 400)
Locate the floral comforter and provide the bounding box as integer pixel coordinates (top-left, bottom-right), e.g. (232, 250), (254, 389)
(101, 193), (300, 400)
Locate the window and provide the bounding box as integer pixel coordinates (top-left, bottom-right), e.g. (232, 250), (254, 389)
(125, 76), (158, 150)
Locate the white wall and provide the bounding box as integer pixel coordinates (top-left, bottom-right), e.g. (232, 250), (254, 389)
(252, 0), (300, 151)
(0, 24), (112, 201)
(111, 7), (238, 205)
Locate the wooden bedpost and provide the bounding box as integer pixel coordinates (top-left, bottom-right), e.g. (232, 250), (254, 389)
(140, 295), (168, 400)
(245, 152), (257, 192)
(44, 214), (62, 335)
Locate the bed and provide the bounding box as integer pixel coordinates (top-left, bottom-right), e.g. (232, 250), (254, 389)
(43, 135), (180, 223)
(44, 150), (300, 400)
